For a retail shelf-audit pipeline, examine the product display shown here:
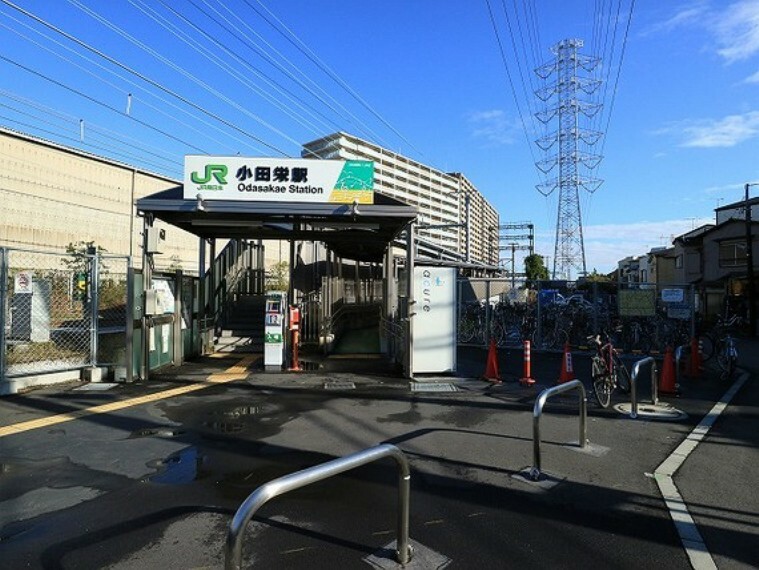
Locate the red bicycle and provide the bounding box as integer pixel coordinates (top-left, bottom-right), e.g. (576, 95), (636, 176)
(588, 332), (631, 408)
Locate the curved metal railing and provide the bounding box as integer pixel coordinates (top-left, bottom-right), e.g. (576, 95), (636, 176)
(531, 379), (588, 481)
(224, 443), (412, 569)
(630, 356), (658, 419)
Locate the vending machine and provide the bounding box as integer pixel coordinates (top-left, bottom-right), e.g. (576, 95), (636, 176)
(264, 291), (286, 371)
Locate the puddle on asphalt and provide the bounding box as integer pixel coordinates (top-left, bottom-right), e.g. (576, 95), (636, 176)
(146, 447), (206, 484)
(203, 405), (262, 434)
(129, 427), (185, 439)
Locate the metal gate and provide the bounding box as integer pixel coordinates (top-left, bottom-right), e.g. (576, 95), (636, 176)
(1, 246), (130, 388)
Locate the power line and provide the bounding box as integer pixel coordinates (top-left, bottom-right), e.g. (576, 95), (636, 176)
(598, 0), (635, 160)
(65, 0), (299, 155)
(245, 0), (423, 157)
(0, 11), (265, 156)
(182, 0), (389, 147)
(131, 0), (336, 137)
(0, 0), (290, 156)
(484, 0), (542, 173)
(0, 54), (210, 154)
(0, 19), (250, 156)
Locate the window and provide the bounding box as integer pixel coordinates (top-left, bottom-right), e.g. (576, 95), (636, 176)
(675, 255), (683, 268)
(719, 240), (747, 267)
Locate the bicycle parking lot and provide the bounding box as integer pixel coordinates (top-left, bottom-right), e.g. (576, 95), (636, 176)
(457, 279), (698, 354)
(0, 341), (756, 569)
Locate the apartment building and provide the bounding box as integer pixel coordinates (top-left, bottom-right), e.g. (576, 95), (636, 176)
(302, 132), (499, 265)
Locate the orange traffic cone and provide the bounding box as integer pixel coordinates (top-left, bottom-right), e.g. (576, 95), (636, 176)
(558, 343), (576, 384)
(483, 339), (502, 384)
(659, 345), (678, 395)
(688, 337), (702, 378)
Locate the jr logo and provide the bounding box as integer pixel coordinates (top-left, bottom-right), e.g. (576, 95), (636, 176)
(191, 164), (228, 185)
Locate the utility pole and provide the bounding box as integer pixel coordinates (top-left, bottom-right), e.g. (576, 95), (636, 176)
(498, 222), (534, 285)
(746, 183), (757, 336)
(535, 38), (602, 280)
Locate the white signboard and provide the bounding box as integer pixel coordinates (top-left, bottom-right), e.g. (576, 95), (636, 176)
(413, 266), (456, 374)
(184, 156), (374, 204)
(151, 278), (175, 315)
(14, 271), (33, 294)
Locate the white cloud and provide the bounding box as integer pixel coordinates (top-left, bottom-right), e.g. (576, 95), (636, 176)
(531, 219), (713, 275)
(647, 1), (759, 63)
(643, 2), (710, 35)
(714, 0), (759, 63)
(681, 111), (759, 147)
(467, 109), (518, 145)
(745, 69), (759, 83)
(657, 111), (759, 147)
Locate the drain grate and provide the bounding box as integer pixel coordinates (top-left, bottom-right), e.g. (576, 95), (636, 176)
(410, 382), (458, 393)
(324, 381), (356, 390)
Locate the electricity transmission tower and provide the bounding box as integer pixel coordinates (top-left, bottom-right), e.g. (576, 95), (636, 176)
(535, 39), (603, 280)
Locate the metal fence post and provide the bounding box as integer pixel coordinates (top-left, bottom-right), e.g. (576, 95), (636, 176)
(90, 252), (100, 367)
(592, 281), (599, 333)
(0, 247), (7, 385)
(536, 280), (543, 347)
(690, 284), (696, 339)
(485, 279), (491, 348)
(126, 262), (134, 383)
(173, 269), (183, 366)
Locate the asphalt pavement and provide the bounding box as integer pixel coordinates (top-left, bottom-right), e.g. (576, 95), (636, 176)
(0, 341), (756, 569)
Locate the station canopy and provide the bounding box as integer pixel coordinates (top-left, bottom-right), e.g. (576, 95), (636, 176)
(135, 185), (418, 263)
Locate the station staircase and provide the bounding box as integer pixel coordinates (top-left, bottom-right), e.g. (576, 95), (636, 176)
(215, 295), (265, 354)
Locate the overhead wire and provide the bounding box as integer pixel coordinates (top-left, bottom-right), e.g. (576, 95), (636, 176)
(188, 0), (389, 148)
(504, 0), (541, 133)
(597, 0), (635, 162)
(0, 17), (251, 158)
(0, 0), (291, 157)
(0, 110), (179, 174)
(484, 0), (542, 181)
(65, 0), (300, 156)
(0, 54), (211, 155)
(0, 10), (265, 156)
(0, 92), (184, 170)
(129, 0), (334, 138)
(245, 0), (424, 157)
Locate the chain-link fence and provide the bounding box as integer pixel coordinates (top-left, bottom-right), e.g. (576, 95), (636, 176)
(1, 247), (130, 380)
(457, 277), (696, 354)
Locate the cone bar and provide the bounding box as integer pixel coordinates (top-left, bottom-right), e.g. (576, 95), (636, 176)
(519, 340), (536, 386)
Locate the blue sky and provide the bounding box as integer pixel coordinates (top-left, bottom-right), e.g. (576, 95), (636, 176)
(1, 0), (758, 274)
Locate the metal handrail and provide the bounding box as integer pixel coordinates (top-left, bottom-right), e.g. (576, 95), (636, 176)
(630, 356), (658, 419)
(531, 379), (587, 481)
(224, 443), (412, 570)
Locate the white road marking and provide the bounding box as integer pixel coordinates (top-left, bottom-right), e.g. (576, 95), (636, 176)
(653, 371), (748, 570)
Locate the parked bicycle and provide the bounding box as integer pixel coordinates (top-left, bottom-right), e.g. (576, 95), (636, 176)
(699, 313), (743, 362)
(589, 332), (631, 408)
(716, 329), (738, 380)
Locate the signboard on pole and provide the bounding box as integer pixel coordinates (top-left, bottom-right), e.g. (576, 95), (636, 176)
(618, 289), (656, 317)
(184, 156), (374, 204)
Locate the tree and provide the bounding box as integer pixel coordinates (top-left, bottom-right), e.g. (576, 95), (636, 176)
(266, 261), (289, 292)
(524, 254), (549, 281)
(61, 240), (108, 273)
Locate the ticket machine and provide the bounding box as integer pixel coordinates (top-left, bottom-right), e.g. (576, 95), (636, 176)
(264, 291), (286, 371)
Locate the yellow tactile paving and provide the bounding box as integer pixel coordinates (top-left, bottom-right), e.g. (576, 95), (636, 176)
(0, 355), (258, 439)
